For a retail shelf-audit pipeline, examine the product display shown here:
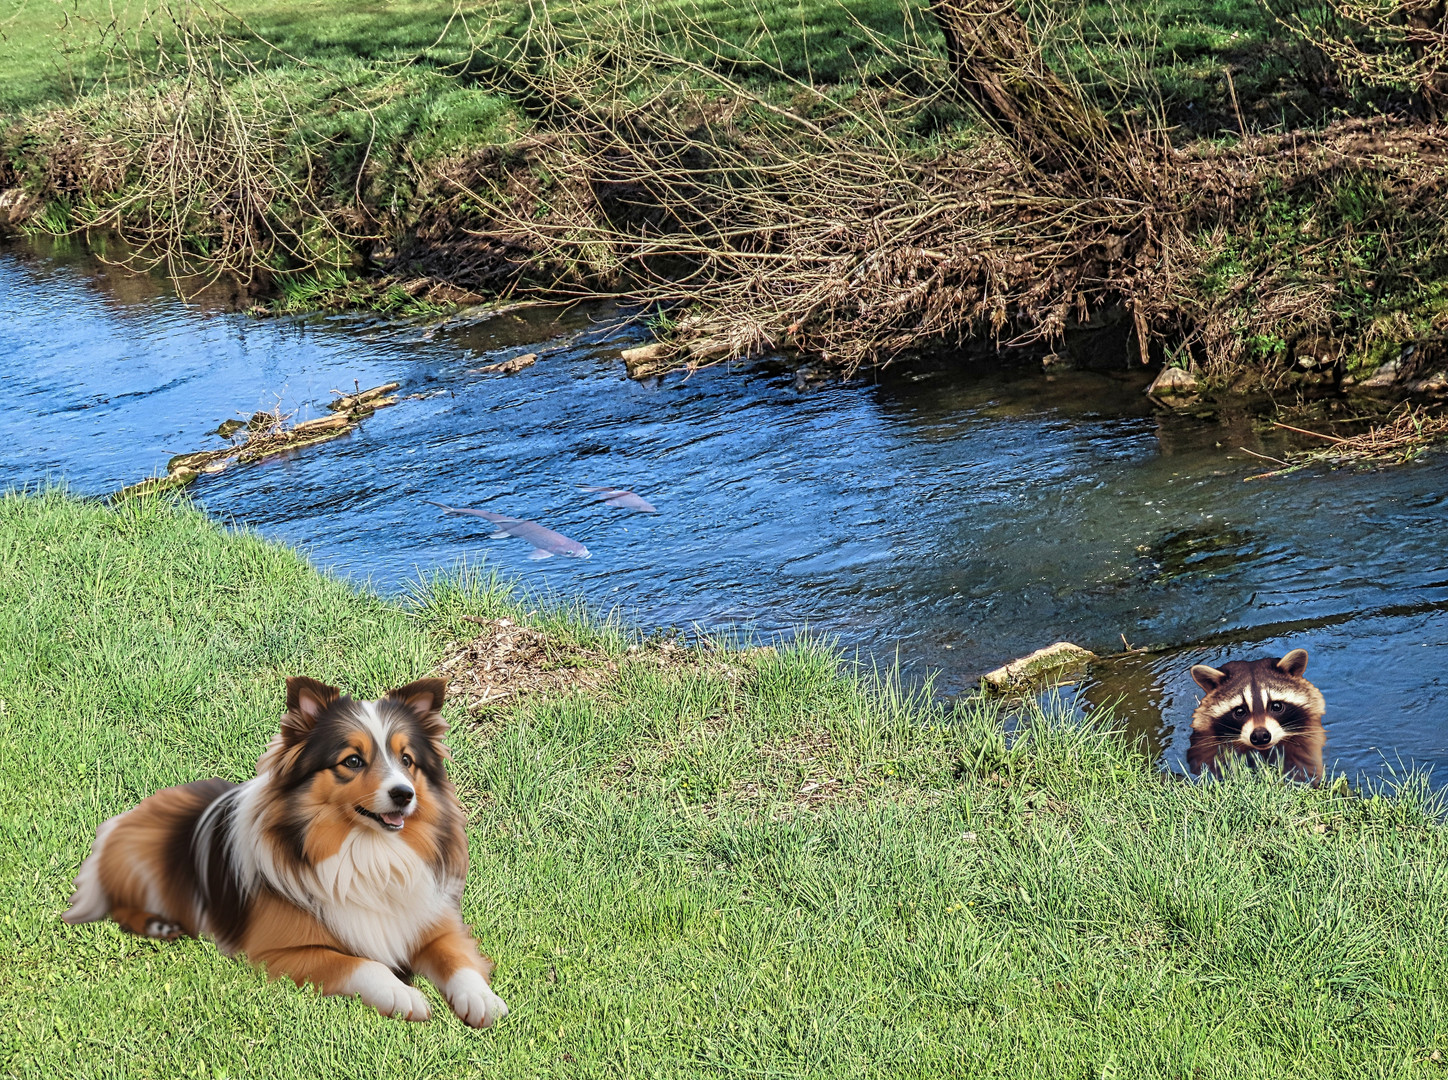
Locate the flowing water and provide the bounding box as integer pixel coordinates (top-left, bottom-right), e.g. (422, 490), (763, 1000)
(4, 238), (1445, 784)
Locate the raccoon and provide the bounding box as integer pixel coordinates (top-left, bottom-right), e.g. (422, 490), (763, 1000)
(1188, 648), (1326, 783)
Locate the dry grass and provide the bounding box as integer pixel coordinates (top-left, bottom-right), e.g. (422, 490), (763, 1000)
(21, 0), (364, 290)
(434, 616), (618, 716)
(433, 616), (750, 718)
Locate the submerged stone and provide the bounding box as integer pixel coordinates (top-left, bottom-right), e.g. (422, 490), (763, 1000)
(472, 353), (538, 375)
(981, 642), (1096, 692)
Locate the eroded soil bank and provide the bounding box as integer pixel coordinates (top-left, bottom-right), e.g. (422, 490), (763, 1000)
(3, 0), (1448, 397)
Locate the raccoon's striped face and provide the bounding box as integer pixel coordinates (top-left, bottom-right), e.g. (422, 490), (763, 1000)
(1190, 648), (1326, 751)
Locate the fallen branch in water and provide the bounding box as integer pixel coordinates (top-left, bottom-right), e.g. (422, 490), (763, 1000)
(1271, 421), (1350, 443)
(1239, 446), (1293, 467)
(329, 382), (401, 412)
(1245, 404), (1448, 479)
(112, 385), (400, 500)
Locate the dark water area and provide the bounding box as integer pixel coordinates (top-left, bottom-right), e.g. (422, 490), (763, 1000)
(3, 237), (1445, 785)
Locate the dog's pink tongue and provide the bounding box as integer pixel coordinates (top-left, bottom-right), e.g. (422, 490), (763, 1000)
(381, 812), (405, 829)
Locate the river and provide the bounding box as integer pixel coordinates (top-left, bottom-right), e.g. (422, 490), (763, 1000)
(3, 237), (1445, 785)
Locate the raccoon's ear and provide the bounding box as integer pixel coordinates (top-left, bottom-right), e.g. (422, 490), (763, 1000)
(387, 678), (449, 733)
(283, 677), (341, 743)
(1276, 649), (1309, 677)
(1190, 664), (1228, 691)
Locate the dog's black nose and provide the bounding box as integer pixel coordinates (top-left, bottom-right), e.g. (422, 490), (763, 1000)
(388, 784), (415, 807)
(1249, 726), (1272, 747)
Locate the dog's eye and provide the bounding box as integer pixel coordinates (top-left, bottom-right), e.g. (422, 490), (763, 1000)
(341, 754), (365, 769)
(1269, 701), (1285, 713)
(401, 752), (414, 769)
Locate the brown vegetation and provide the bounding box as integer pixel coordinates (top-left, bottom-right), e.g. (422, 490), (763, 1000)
(420, 1), (1448, 383)
(1246, 403), (1448, 478)
(10, 0), (1448, 386)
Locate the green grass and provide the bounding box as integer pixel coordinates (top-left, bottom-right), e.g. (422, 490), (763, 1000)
(0, 0), (1298, 121)
(0, 0), (923, 113)
(3, 488), (1448, 1077)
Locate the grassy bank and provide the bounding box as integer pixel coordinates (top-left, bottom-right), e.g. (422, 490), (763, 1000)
(2, 488), (1448, 1077)
(3, 0), (1448, 385)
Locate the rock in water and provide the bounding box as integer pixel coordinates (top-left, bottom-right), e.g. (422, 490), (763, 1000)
(1147, 366), (1198, 399)
(471, 353), (537, 375)
(982, 642), (1097, 692)
(621, 343), (671, 378)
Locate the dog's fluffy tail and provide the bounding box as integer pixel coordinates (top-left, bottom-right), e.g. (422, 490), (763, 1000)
(62, 815), (121, 924)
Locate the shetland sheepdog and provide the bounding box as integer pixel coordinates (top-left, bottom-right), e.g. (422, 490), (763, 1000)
(62, 677), (508, 1026)
(1188, 648), (1326, 784)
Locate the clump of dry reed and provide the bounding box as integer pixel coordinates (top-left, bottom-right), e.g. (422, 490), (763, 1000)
(1285, 403), (1448, 462)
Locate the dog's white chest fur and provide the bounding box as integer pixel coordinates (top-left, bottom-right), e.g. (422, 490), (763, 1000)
(306, 832), (454, 970)
(231, 779), (456, 971)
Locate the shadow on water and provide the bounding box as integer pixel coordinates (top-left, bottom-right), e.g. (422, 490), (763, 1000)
(3, 236), (1447, 787)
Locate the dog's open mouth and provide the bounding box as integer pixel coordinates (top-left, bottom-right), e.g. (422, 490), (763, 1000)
(355, 806), (405, 831)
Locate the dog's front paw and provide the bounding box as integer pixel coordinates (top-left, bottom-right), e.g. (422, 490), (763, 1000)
(349, 961), (432, 1022)
(143, 918), (183, 940)
(446, 968), (509, 1028)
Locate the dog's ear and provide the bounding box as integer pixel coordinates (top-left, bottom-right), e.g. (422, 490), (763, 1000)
(1190, 664), (1228, 692)
(1276, 649), (1309, 678)
(387, 678), (449, 735)
(282, 677), (341, 744)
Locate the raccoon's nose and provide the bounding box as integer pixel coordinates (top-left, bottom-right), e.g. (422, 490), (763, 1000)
(1249, 726), (1272, 747)
(388, 784), (415, 807)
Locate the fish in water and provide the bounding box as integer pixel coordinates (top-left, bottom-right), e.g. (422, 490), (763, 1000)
(425, 501), (590, 560)
(578, 485), (658, 513)
(1187, 648), (1326, 784)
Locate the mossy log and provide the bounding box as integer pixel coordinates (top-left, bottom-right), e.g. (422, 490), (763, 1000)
(328, 382), (401, 412)
(115, 381), (403, 498)
(112, 468), (198, 501)
(291, 413), (352, 435)
(166, 449), (233, 474)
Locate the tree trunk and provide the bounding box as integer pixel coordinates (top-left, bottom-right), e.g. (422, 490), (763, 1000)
(929, 0), (1116, 171)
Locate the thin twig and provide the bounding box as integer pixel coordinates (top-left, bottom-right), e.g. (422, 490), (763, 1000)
(1238, 446), (1293, 467)
(1272, 421), (1351, 443)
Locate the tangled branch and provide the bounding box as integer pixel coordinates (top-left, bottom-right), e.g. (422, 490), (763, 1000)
(1277, 0), (1448, 116)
